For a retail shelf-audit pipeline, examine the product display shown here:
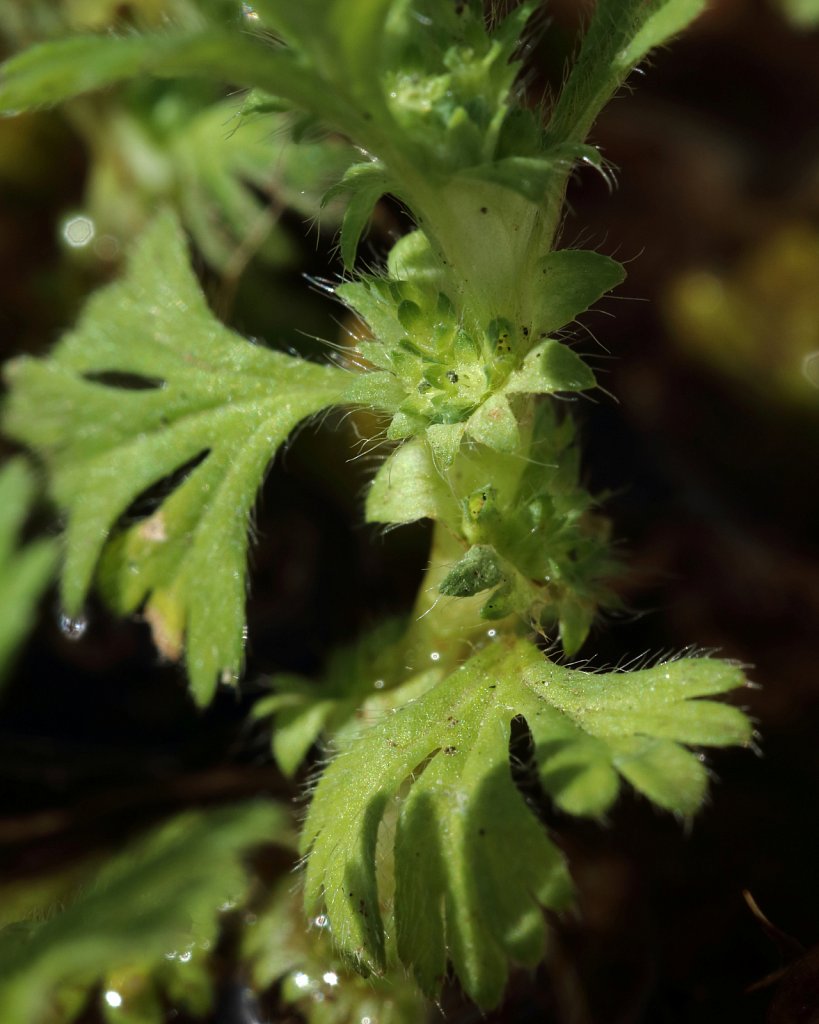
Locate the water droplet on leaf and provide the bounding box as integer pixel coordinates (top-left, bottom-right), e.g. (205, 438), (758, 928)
(59, 611), (88, 640)
(62, 213), (95, 249)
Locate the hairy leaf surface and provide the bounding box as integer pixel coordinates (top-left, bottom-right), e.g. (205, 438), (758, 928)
(301, 638), (751, 1005)
(547, 0), (706, 146)
(2, 213), (348, 702)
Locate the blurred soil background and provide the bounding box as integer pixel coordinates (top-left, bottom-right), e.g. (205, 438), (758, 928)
(1, 1), (819, 1021)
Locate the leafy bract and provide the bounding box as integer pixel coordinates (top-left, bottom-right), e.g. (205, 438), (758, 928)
(339, 246), (621, 466)
(369, 402), (616, 654)
(301, 637), (751, 1006)
(2, 212), (349, 703)
(0, 459), (56, 686)
(0, 802), (285, 1024)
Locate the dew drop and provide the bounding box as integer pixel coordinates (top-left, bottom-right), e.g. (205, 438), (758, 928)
(293, 972), (311, 990)
(430, 651), (441, 662)
(59, 611), (88, 641)
(104, 990), (123, 1008)
(322, 971), (339, 987)
(314, 914), (329, 928)
(373, 678), (385, 690)
(62, 213), (95, 248)
(178, 950), (192, 963)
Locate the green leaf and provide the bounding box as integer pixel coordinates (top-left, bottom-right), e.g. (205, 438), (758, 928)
(425, 422), (465, 470)
(466, 393), (519, 452)
(438, 544), (504, 598)
(556, 595), (596, 656)
(618, 0), (709, 67)
(529, 249), (625, 338)
(2, 212), (348, 703)
(547, 0), (706, 147)
(461, 149), (595, 204)
(301, 639), (751, 1004)
(0, 802), (285, 1023)
(505, 340), (597, 395)
(255, 619), (443, 777)
(366, 439), (458, 525)
(0, 459), (57, 687)
(0, 28), (356, 137)
(386, 230), (445, 285)
(0, 32), (246, 111)
(171, 96), (353, 272)
(324, 162), (395, 269)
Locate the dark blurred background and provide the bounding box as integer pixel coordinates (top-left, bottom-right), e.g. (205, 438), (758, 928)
(1, 1), (818, 1021)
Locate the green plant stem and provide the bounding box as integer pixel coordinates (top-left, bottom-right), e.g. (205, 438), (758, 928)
(398, 525), (524, 682)
(397, 524), (479, 675)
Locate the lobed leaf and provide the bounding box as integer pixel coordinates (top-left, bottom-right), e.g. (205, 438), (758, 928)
(0, 802), (285, 1024)
(253, 619), (444, 778)
(170, 95), (353, 272)
(2, 212), (348, 703)
(301, 638), (751, 1005)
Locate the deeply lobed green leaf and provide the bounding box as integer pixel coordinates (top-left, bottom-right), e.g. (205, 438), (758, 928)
(2, 212), (349, 703)
(301, 637), (751, 1005)
(0, 802), (286, 1024)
